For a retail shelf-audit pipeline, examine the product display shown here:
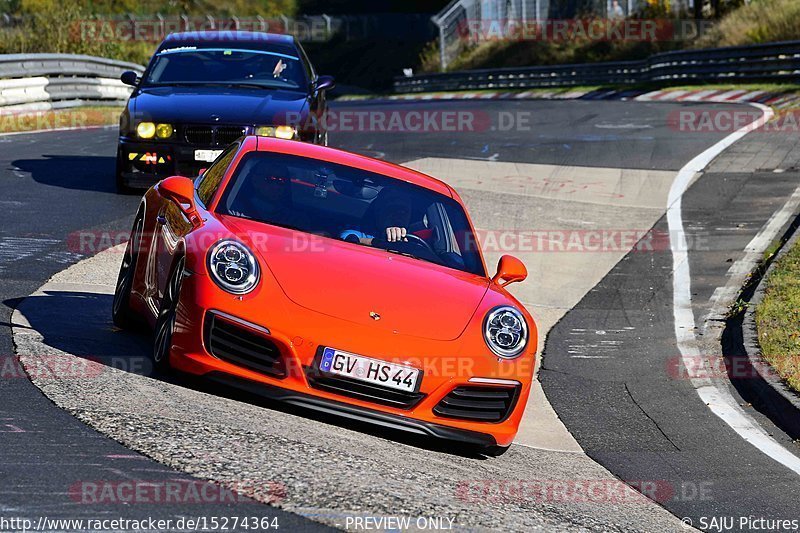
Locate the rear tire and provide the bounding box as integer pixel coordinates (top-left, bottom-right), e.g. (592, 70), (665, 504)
(152, 256), (185, 374)
(112, 214), (143, 329)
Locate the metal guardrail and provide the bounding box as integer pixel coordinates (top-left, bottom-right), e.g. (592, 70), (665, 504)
(395, 40), (800, 93)
(0, 54), (144, 112)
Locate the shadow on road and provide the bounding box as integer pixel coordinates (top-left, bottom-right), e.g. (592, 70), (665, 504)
(12, 155), (116, 193)
(15, 289), (488, 459)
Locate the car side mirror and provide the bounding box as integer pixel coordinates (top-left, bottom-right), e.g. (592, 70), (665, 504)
(314, 75), (335, 92)
(120, 71), (139, 87)
(158, 176), (201, 226)
(492, 255), (527, 287)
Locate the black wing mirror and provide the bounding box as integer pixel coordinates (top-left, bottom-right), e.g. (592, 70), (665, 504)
(314, 75), (335, 92)
(120, 71), (139, 87)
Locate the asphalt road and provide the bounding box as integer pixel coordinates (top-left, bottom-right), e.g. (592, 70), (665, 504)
(0, 130), (322, 530)
(540, 124), (800, 529)
(1, 98), (797, 531)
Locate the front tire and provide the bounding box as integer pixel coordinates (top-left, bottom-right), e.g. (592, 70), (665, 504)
(115, 150), (136, 195)
(152, 256), (185, 373)
(112, 214), (143, 329)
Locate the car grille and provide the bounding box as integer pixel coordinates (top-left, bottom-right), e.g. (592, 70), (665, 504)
(433, 385), (519, 422)
(307, 371), (425, 410)
(204, 313), (285, 378)
(216, 126), (247, 145)
(184, 125), (246, 146)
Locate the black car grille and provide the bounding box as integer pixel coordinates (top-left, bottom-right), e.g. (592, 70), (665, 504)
(216, 126), (247, 145)
(307, 371), (424, 410)
(184, 125), (246, 146)
(205, 313), (285, 378)
(433, 385), (519, 422)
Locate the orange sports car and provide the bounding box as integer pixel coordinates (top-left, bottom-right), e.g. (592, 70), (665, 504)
(112, 136), (537, 456)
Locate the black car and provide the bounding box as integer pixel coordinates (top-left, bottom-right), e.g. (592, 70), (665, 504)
(115, 31), (334, 193)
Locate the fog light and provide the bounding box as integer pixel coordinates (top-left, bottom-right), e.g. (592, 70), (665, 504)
(155, 123), (174, 139)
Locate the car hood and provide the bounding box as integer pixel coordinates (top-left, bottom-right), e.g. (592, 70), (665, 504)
(131, 86), (308, 125)
(223, 217), (490, 341)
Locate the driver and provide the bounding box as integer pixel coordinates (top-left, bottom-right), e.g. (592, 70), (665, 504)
(341, 187), (414, 245)
(228, 164), (307, 229)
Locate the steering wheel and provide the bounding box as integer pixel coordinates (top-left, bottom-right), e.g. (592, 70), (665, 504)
(372, 233), (441, 264)
(403, 233), (437, 254)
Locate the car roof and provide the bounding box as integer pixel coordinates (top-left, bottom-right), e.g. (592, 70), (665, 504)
(252, 137), (454, 198)
(158, 31), (296, 52)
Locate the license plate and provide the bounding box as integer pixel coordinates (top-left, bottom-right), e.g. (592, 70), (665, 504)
(319, 347), (420, 393)
(194, 149), (223, 162)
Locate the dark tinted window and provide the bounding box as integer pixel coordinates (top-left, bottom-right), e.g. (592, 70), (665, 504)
(218, 152), (485, 276)
(196, 146), (237, 206)
(145, 46), (307, 90)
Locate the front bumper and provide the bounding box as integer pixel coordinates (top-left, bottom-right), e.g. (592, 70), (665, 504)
(204, 371), (497, 448)
(167, 273), (534, 448)
(117, 140), (213, 187)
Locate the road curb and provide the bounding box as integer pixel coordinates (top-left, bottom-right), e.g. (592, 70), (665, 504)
(740, 219), (800, 433)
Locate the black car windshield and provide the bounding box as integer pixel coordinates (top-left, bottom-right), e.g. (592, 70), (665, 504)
(144, 47), (307, 90)
(218, 152), (486, 277)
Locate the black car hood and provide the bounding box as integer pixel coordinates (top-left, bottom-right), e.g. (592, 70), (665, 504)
(130, 86), (309, 125)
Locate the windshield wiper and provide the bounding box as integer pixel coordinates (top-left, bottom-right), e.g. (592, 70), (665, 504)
(219, 82), (279, 90)
(382, 246), (447, 268)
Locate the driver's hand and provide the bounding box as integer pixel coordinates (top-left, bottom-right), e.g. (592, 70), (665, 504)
(385, 227), (407, 242)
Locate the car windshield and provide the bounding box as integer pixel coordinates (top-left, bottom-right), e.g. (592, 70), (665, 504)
(218, 152), (486, 277)
(144, 46), (307, 90)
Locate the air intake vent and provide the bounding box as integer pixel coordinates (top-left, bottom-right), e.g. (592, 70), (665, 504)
(184, 125), (213, 145)
(205, 313), (285, 378)
(183, 125), (246, 146)
(216, 126), (246, 145)
(433, 385), (519, 422)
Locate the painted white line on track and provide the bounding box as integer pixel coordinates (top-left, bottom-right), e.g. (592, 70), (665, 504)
(668, 102), (800, 475)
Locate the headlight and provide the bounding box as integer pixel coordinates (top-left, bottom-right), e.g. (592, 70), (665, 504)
(155, 123), (174, 138)
(483, 306), (528, 358)
(255, 125), (297, 140)
(275, 125), (296, 139)
(208, 240), (260, 294)
(136, 122), (156, 139)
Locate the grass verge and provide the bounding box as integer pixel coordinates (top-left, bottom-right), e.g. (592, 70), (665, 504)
(0, 106), (122, 134)
(755, 237), (800, 393)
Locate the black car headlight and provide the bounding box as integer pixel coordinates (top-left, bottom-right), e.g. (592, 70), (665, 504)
(255, 125), (297, 140)
(208, 240), (260, 294)
(136, 122), (174, 139)
(483, 306), (528, 359)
